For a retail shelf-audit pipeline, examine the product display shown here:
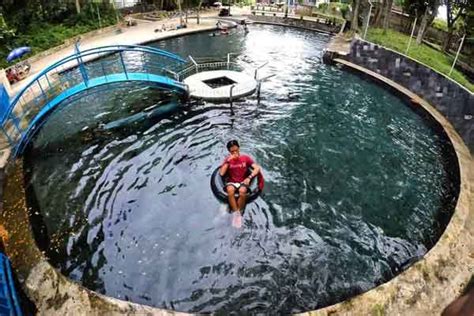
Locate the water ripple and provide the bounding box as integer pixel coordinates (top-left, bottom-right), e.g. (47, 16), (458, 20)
(24, 24), (458, 313)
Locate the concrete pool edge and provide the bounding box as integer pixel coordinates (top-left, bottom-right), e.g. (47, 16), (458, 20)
(295, 57), (473, 315)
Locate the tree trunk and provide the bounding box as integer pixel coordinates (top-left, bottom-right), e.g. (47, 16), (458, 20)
(415, 1), (438, 45)
(382, 0), (393, 32)
(197, 0), (202, 24)
(176, 0), (183, 25)
(373, 0), (384, 27)
(75, 0), (81, 14)
(416, 9), (429, 44)
(351, 0), (360, 31)
(442, 0), (465, 53)
(442, 28), (454, 52)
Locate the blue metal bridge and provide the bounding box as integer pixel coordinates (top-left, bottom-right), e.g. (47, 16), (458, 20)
(0, 44), (189, 156)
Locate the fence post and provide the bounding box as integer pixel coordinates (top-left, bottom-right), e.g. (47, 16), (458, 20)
(449, 34), (466, 76)
(405, 16), (417, 55)
(363, 0), (372, 40)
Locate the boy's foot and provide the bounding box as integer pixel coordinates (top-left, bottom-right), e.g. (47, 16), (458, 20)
(232, 211), (242, 228)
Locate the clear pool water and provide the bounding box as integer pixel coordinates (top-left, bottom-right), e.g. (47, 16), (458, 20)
(24, 25), (459, 313)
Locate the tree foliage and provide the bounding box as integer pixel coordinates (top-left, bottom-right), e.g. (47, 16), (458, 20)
(0, 14), (15, 45)
(0, 0), (118, 68)
(350, 0), (361, 31)
(442, 0), (474, 51)
(400, 0), (440, 44)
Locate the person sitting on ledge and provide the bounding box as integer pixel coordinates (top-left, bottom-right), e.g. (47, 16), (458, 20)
(220, 140), (261, 228)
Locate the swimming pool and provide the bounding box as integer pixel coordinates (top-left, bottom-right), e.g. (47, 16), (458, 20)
(23, 25), (459, 313)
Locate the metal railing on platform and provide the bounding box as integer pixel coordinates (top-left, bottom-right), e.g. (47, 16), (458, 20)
(177, 54), (246, 81)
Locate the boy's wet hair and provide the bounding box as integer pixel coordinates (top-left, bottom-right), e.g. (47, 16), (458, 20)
(226, 140), (239, 151)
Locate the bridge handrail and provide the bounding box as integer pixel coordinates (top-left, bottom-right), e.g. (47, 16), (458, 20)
(8, 45), (186, 113)
(2, 45), (189, 155)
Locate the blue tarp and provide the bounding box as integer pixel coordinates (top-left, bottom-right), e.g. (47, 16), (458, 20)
(0, 253), (22, 315)
(6, 47), (31, 63)
(0, 85), (10, 124)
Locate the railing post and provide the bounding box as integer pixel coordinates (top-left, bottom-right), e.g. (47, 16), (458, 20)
(254, 61), (269, 80)
(75, 41), (89, 87)
(189, 55), (199, 74)
(230, 84), (235, 115)
(119, 51), (128, 79)
(257, 81), (261, 105)
(45, 74), (52, 89)
(100, 60), (107, 81)
(37, 80), (46, 101)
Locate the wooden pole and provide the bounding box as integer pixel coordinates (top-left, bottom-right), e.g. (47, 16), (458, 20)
(449, 33), (466, 76)
(405, 16), (417, 55)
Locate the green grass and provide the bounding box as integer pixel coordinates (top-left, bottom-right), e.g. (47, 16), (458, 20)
(366, 28), (474, 92)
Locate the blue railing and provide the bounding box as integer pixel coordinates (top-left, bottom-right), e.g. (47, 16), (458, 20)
(1, 44), (189, 156)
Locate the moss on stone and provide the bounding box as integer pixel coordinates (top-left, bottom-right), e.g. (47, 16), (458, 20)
(371, 303), (386, 316)
(417, 263), (430, 281)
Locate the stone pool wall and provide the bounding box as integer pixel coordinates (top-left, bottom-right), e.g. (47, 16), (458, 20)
(248, 15), (341, 34)
(341, 39), (474, 153)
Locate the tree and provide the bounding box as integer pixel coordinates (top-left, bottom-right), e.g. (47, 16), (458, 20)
(373, 0), (385, 26)
(175, 0), (183, 25)
(75, 0), (81, 14)
(466, 7), (474, 35)
(415, 0), (440, 44)
(373, 0), (395, 30)
(196, 0), (203, 24)
(382, 0), (394, 31)
(442, 0), (472, 52)
(0, 14), (15, 45)
(351, 0), (361, 31)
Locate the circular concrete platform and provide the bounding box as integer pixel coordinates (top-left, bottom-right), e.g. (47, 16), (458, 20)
(183, 70), (257, 102)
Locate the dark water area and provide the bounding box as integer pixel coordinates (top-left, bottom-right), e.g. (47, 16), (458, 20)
(23, 25), (459, 313)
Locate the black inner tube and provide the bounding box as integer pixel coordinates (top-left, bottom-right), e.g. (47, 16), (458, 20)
(210, 166), (263, 203)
